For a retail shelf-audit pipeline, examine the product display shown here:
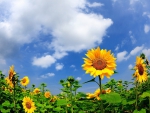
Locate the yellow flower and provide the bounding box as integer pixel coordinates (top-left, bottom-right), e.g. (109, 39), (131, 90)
(94, 88), (101, 100)
(105, 88), (111, 94)
(5, 77), (14, 88)
(86, 93), (95, 99)
(33, 88), (40, 94)
(44, 91), (51, 98)
(8, 65), (16, 81)
(20, 76), (30, 86)
(50, 96), (58, 102)
(82, 47), (116, 79)
(133, 56), (148, 83)
(22, 97), (36, 113)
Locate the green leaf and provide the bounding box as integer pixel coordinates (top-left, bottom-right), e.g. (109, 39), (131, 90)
(141, 91), (150, 98)
(100, 92), (121, 104)
(83, 78), (95, 84)
(127, 100), (136, 105)
(53, 107), (62, 112)
(2, 101), (10, 107)
(1, 108), (10, 113)
(57, 99), (67, 106)
(133, 109), (146, 113)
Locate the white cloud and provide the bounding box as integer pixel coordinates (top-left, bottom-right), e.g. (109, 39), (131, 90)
(70, 65), (75, 68)
(128, 64), (133, 69)
(130, 0), (139, 5)
(0, 0), (113, 62)
(115, 45), (119, 51)
(142, 48), (150, 58)
(32, 55), (56, 68)
(117, 45), (145, 62)
(130, 45), (144, 55)
(129, 31), (136, 44)
(143, 12), (150, 18)
(86, 2), (104, 7)
(76, 77), (81, 81)
(117, 51), (128, 62)
(0, 57), (6, 65)
(41, 73), (55, 78)
(144, 24), (150, 33)
(55, 63), (64, 70)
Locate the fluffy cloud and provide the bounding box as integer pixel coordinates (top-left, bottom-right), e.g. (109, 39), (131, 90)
(41, 73), (55, 78)
(55, 63), (64, 71)
(32, 55), (56, 68)
(128, 64), (133, 69)
(117, 45), (144, 62)
(144, 24), (150, 33)
(86, 2), (104, 7)
(0, 0), (113, 65)
(117, 51), (128, 62)
(142, 48), (150, 58)
(76, 77), (81, 81)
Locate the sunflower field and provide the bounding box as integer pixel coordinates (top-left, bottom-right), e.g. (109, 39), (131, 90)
(0, 47), (150, 113)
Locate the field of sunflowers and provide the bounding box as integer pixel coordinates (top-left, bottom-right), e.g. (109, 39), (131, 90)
(0, 47), (150, 113)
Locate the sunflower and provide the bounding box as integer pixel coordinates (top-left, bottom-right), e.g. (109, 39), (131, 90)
(22, 97), (36, 113)
(33, 88), (40, 94)
(86, 93), (95, 99)
(94, 88), (101, 100)
(105, 88), (111, 94)
(20, 76), (30, 86)
(133, 56), (148, 83)
(82, 47), (116, 79)
(8, 65), (16, 80)
(5, 77), (14, 88)
(44, 91), (51, 98)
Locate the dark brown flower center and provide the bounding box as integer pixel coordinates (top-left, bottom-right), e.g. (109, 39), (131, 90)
(26, 102), (31, 109)
(138, 64), (144, 75)
(93, 59), (106, 70)
(22, 78), (26, 83)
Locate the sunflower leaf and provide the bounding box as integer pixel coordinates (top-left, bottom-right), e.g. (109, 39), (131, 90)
(83, 78), (95, 84)
(133, 109), (146, 113)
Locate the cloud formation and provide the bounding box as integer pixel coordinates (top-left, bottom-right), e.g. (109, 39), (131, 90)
(55, 63), (64, 71)
(0, 0), (113, 68)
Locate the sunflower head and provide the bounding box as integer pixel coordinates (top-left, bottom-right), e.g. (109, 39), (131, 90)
(33, 88), (40, 94)
(5, 77), (14, 88)
(8, 65), (16, 80)
(82, 47), (116, 79)
(86, 93), (95, 99)
(44, 91), (51, 98)
(105, 88), (111, 94)
(133, 56), (148, 83)
(22, 97), (36, 113)
(21, 76), (30, 86)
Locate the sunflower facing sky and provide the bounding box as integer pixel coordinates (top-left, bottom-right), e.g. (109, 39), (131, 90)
(133, 56), (148, 83)
(82, 47), (116, 79)
(22, 96), (36, 113)
(44, 91), (51, 98)
(33, 88), (40, 94)
(8, 65), (16, 81)
(20, 76), (30, 86)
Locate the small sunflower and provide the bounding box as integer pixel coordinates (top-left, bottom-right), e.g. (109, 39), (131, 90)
(86, 93), (95, 99)
(5, 77), (14, 88)
(33, 88), (40, 94)
(82, 47), (116, 79)
(20, 76), (30, 86)
(94, 88), (101, 100)
(133, 56), (148, 83)
(22, 96), (36, 113)
(105, 88), (111, 94)
(8, 65), (16, 80)
(44, 91), (51, 98)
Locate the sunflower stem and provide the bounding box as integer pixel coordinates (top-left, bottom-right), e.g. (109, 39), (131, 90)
(98, 76), (104, 113)
(135, 81), (138, 110)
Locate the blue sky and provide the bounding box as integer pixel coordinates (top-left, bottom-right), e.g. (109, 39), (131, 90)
(0, 0), (150, 94)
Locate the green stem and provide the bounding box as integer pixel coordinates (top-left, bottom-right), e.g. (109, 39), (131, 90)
(70, 84), (73, 113)
(98, 76), (104, 113)
(149, 97), (150, 113)
(135, 81), (138, 110)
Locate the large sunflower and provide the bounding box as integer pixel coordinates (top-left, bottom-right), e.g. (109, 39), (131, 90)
(22, 97), (36, 113)
(82, 47), (116, 79)
(133, 56), (148, 83)
(20, 76), (30, 86)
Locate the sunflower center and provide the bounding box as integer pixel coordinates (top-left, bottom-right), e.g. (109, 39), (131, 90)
(93, 59), (106, 70)
(138, 64), (144, 75)
(22, 78), (26, 83)
(26, 102), (31, 109)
